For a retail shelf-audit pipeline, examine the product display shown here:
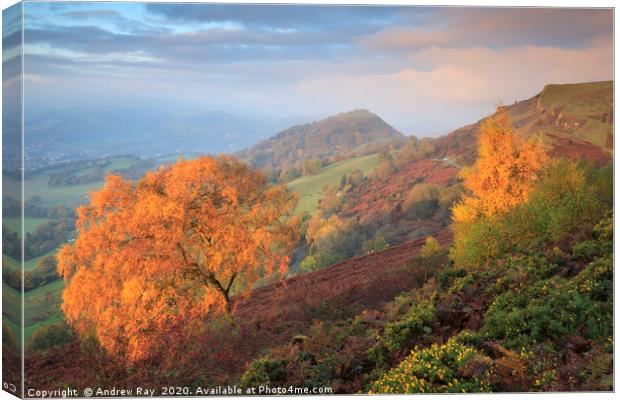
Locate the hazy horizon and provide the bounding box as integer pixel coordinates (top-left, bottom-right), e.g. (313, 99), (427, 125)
(3, 3), (611, 138)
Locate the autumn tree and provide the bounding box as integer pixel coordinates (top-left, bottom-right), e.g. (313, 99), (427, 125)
(302, 159), (322, 176)
(362, 232), (389, 254)
(306, 214), (349, 248)
(304, 214), (362, 268)
(416, 138), (436, 159)
(420, 236), (441, 259)
(373, 150), (397, 179)
(57, 156), (299, 363)
(279, 167), (299, 182)
(395, 136), (419, 167)
(452, 109), (547, 223)
(416, 235), (445, 282)
(451, 108), (547, 267)
(404, 183), (440, 219)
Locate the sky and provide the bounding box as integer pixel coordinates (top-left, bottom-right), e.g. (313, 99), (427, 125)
(8, 2), (615, 136)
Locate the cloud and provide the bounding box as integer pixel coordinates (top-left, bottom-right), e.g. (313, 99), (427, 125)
(294, 42), (613, 134)
(2, 3), (22, 38)
(3, 5), (23, 83)
(361, 8), (612, 51)
(23, 21), (367, 75)
(17, 4), (615, 137)
(146, 4), (399, 30)
(57, 7), (168, 35)
(2, 2), (23, 138)
(407, 43), (613, 88)
(62, 9), (123, 20)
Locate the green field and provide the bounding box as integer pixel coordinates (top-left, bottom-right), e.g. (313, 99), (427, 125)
(2, 217), (50, 235)
(3, 156), (140, 209)
(3, 279), (65, 342)
(288, 153), (380, 215)
(4, 246), (60, 271)
(3, 283), (21, 329)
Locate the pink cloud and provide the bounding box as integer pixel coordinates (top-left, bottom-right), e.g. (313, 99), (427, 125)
(360, 8), (612, 51)
(294, 42), (612, 135)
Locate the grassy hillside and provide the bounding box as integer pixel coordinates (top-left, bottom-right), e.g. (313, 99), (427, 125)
(4, 176), (101, 209)
(538, 81), (613, 149)
(24, 231), (453, 388)
(238, 109), (403, 172)
(2, 217), (50, 235)
(232, 125), (613, 394)
(288, 154), (380, 215)
(3, 247), (60, 271)
(434, 81), (612, 166)
(3, 156), (141, 209)
(3, 279), (64, 342)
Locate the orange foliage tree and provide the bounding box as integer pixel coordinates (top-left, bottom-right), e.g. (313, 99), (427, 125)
(57, 155), (299, 363)
(452, 108), (547, 224)
(450, 109), (547, 267)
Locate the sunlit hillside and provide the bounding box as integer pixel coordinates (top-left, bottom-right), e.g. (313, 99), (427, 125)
(288, 153), (380, 215)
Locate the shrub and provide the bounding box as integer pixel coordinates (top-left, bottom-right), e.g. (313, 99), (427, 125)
(571, 256), (613, 303)
(381, 300), (434, 353)
(513, 160), (609, 245)
(501, 253), (560, 282)
(407, 241), (448, 286)
(317, 249), (346, 269)
(450, 217), (503, 270)
(299, 254), (319, 273)
(438, 267), (467, 290)
(482, 256), (612, 350)
(420, 236), (441, 259)
(302, 159), (321, 176)
(408, 200), (439, 220)
(2, 323), (18, 351)
(404, 184), (439, 216)
(572, 240), (604, 261)
(369, 337), (492, 394)
(368, 299), (435, 369)
(593, 214), (612, 242)
(28, 322), (75, 352)
(239, 358), (287, 387)
(362, 233), (389, 254)
(451, 161), (611, 270)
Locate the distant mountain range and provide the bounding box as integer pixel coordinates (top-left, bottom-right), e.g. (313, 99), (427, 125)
(20, 105), (309, 167)
(18, 81), (612, 174)
(237, 109), (404, 171)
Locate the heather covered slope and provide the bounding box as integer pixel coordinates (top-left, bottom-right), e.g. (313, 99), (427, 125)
(234, 110), (613, 394)
(21, 82), (614, 394)
(25, 231), (453, 389)
(284, 82), (613, 260)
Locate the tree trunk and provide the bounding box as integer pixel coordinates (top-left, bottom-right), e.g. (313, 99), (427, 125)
(218, 273), (237, 329)
(222, 292), (237, 330)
